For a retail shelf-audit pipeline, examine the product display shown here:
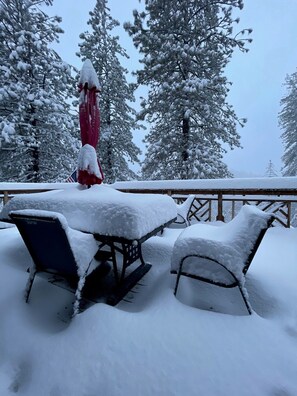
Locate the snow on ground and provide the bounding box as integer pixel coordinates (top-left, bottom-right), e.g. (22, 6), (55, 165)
(0, 223), (297, 395)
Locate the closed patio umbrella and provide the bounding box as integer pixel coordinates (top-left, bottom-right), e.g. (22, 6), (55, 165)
(77, 59), (104, 186)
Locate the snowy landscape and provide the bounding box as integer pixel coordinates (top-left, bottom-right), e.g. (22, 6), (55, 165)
(0, 182), (297, 396)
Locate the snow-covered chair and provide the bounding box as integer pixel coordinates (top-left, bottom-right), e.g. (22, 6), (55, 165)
(174, 195), (196, 227)
(171, 205), (275, 314)
(10, 209), (102, 317)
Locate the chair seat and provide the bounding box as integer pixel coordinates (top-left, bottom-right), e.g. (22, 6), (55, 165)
(171, 255), (238, 286)
(171, 222), (246, 283)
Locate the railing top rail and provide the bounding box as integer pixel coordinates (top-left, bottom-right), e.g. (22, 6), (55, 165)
(1, 185), (297, 198)
(111, 177), (297, 192)
(117, 188), (297, 197)
(0, 189), (57, 195)
(0, 182), (77, 192)
(1, 176), (297, 192)
(0, 177), (297, 198)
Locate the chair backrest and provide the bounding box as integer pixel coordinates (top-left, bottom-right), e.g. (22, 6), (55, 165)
(242, 214), (274, 274)
(225, 205), (275, 275)
(10, 211), (78, 276)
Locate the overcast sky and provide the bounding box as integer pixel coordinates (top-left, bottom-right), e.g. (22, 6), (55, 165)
(50, 0), (297, 177)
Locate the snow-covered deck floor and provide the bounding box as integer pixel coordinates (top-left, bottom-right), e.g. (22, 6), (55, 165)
(0, 225), (297, 395)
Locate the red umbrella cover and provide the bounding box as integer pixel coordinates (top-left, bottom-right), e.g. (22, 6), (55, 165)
(77, 59), (104, 186)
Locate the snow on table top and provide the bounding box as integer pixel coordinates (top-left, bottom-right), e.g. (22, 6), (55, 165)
(171, 205), (273, 282)
(1, 185), (177, 240)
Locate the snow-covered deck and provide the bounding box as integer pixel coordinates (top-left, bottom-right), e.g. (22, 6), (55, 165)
(0, 223), (296, 394)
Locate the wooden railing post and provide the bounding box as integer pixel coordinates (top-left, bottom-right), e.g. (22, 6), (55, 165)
(3, 191), (9, 205)
(231, 200), (235, 219)
(216, 192), (225, 222)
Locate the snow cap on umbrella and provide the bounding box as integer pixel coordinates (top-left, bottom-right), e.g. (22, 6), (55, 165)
(79, 59), (101, 90)
(78, 143), (103, 179)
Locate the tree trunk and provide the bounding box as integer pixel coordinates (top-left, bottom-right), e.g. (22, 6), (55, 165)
(181, 116), (190, 178)
(107, 139), (113, 182)
(31, 142), (39, 183)
(28, 106), (40, 182)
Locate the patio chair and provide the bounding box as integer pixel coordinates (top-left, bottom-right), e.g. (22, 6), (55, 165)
(171, 205), (275, 314)
(10, 209), (101, 317)
(174, 195), (196, 227)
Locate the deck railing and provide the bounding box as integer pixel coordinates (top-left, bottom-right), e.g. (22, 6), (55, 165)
(115, 187), (297, 228)
(1, 179), (297, 227)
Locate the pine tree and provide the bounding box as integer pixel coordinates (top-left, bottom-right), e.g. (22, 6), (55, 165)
(125, 0), (251, 180)
(279, 72), (297, 176)
(0, 0), (78, 182)
(78, 0), (141, 184)
(265, 160), (278, 177)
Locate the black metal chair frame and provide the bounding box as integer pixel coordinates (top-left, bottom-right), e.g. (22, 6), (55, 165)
(172, 215), (275, 314)
(174, 195), (196, 227)
(94, 217), (176, 284)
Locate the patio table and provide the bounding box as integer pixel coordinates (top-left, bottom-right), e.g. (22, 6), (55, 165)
(0, 185), (177, 304)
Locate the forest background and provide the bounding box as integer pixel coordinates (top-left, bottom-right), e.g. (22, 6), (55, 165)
(1, 0), (297, 182)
